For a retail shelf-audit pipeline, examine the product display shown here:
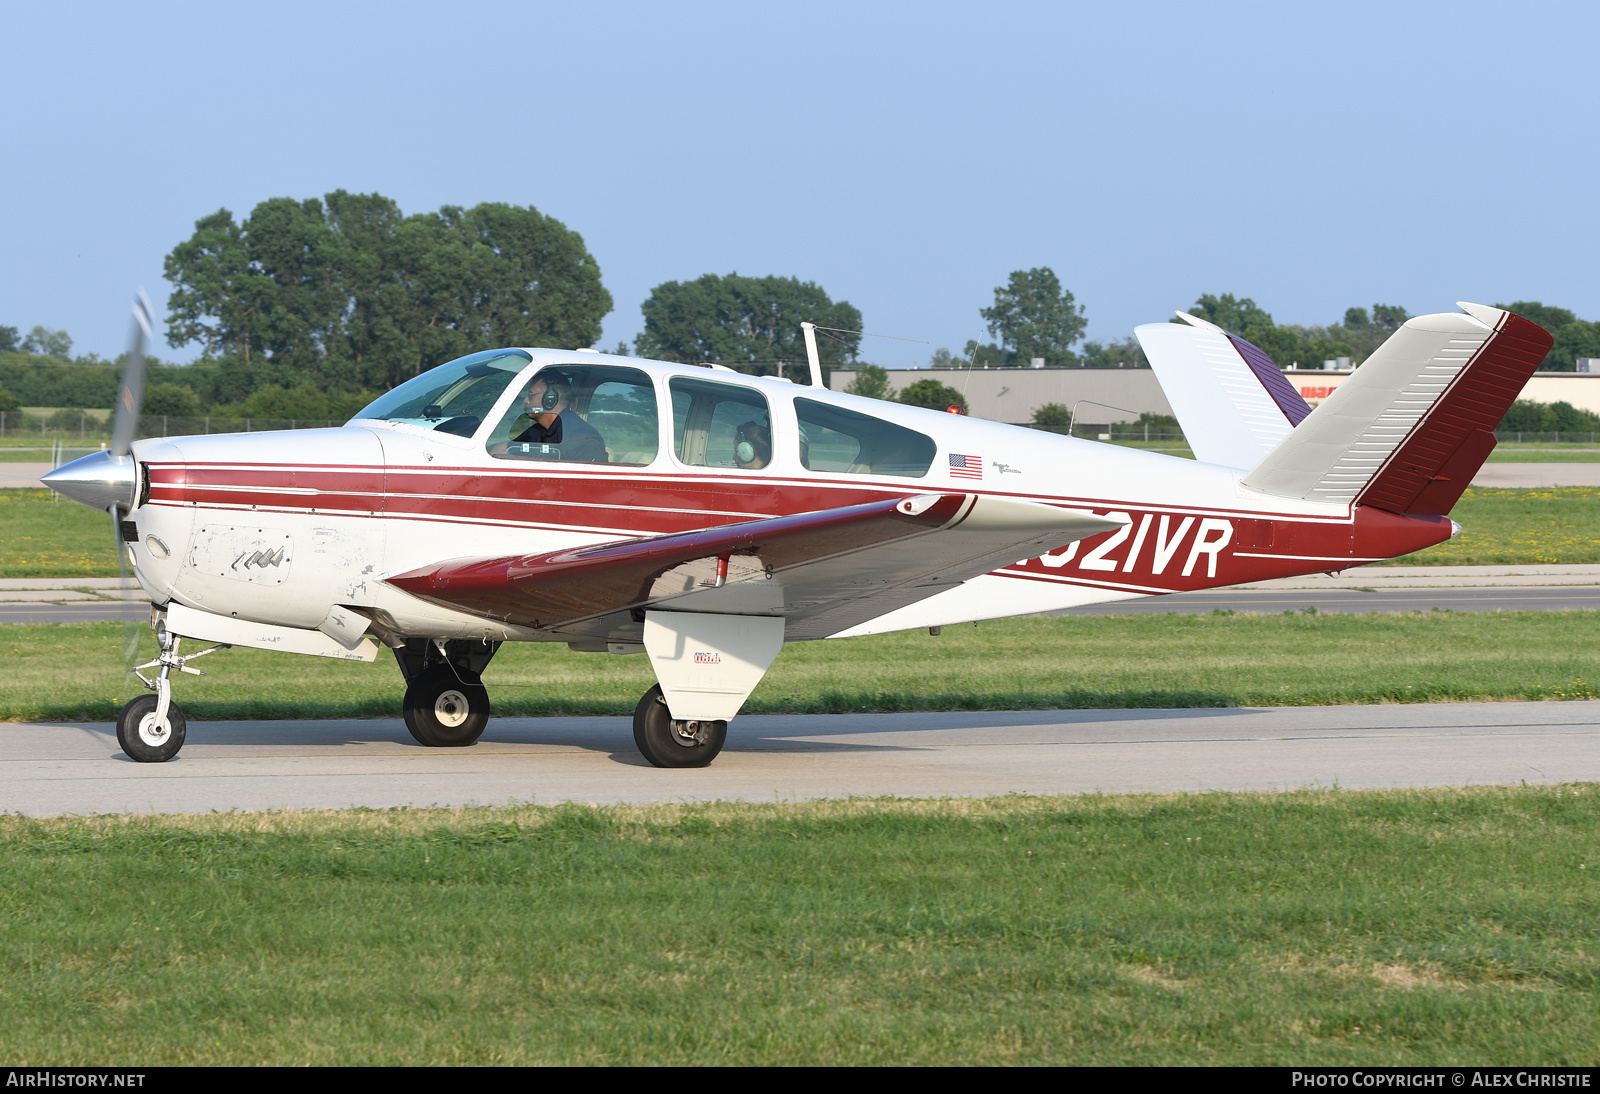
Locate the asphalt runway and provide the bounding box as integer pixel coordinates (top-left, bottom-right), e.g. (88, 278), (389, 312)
(5, 702), (1597, 816)
(0, 601), (149, 623)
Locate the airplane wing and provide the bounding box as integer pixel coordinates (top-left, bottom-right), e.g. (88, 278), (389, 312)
(1135, 312), (1312, 469)
(386, 494), (1127, 641)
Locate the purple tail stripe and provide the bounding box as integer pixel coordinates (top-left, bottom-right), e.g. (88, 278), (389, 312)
(1227, 334), (1313, 426)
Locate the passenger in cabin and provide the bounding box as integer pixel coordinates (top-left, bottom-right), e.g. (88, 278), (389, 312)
(734, 421), (772, 469)
(508, 371), (607, 463)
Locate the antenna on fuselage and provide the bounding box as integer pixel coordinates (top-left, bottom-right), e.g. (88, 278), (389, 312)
(800, 324), (930, 392)
(800, 322), (823, 388)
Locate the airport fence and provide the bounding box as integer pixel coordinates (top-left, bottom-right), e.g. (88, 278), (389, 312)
(1493, 431), (1600, 444)
(1030, 424), (1187, 443)
(0, 411), (348, 442)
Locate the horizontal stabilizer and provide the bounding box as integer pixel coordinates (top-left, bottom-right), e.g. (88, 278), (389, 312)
(387, 495), (1126, 640)
(1136, 312), (1311, 469)
(1241, 304), (1552, 513)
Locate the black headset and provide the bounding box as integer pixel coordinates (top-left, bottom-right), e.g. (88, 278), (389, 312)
(532, 371), (571, 412)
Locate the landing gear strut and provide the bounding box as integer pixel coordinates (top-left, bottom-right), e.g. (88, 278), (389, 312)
(119, 619), (225, 763)
(633, 683), (727, 768)
(394, 638), (499, 747)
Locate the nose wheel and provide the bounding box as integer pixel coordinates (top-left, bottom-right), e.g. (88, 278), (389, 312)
(633, 684), (727, 768)
(403, 666), (490, 746)
(116, 693), (187, 763)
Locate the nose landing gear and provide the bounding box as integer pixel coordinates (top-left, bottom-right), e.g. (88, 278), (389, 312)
(119, 619), (227, 763)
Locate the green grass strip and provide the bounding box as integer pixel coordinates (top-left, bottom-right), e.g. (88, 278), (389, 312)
(1, 789), (1596, 1064)
(5, 611), (1600, 722)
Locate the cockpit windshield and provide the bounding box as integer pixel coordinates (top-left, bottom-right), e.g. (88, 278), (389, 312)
(352, 349), (532, 437)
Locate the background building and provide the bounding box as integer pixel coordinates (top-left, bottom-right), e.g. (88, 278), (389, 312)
(830, 367), (1600, 427)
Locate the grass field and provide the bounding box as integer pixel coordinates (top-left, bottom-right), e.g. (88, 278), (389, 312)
(6, 610), (1600, 722)
(1367, 487), (1600, 566)
(6, 486), (1600, 578)
(1, 789), (1595, 1065)
(0, 489), (119, 575)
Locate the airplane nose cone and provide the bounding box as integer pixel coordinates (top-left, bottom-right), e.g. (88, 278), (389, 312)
(41, 450), (136, 513)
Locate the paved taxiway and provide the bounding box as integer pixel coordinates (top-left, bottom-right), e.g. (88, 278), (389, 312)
(5, 702), (1597, 816)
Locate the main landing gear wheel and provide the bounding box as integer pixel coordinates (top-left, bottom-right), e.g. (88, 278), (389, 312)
(116, 694), (186, 763)
(403, 666), (489, 747)
(633, 684), (727, 768)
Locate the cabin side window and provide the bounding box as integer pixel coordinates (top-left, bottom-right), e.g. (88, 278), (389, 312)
(795, 398), (936, 477)
(486, 364), (659, 466)
(670, 376), (773, 470)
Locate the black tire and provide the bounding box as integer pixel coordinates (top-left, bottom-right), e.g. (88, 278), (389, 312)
(116, 694), (186, 763)
(403, 666), (489, 747)
(632, 683), (727, 768)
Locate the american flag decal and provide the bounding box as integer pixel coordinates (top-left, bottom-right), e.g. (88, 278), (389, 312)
(948, 453), (983, 479)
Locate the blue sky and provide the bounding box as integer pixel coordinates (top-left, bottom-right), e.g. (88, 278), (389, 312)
(2, 1), (1596, 368)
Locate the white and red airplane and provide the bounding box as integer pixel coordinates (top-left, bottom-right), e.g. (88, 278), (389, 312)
(45, 303), (1551, 767)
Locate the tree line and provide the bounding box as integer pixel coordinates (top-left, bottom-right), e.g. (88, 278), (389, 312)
(4, 187), (1598, 426)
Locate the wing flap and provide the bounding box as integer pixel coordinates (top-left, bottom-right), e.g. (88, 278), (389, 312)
(385, 494), (1125, 638)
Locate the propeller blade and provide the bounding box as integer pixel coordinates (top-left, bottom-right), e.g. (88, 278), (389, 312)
(111, 290), (153, 458)
(109, 290), (154, 673)
(112, 506), (143, 672)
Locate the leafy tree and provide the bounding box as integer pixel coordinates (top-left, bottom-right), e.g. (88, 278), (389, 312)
(897, 378), (967, 413)
(1181, 294), (1395, 369)
(165, 191), (612, 395)
(20, 326), (72, 359)
(959, 341), (1007, 367)
(1032, 402), (1070, 433)
(980, 267), (1086, 367)
(0, 384), (19, 413)
(143, 383), (202, 417)
(845, 363), (891, 400)
(634, 273), (861, 381)
(1079, 337), (1148, 368)
(1499, 302), (1577, 333)
(1136, 411), (1182, 434)
(0, 360), (118, 406)
(1496, 302), (1600, 371)
(1182, 294), (1274, 337)
(1499, 399), (1600, 432)
(0, 326), (18, 354)
(1372, 304), (1409, 331)
(211, 383), (377, 423)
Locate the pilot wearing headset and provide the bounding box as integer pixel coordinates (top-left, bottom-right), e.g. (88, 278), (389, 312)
(734, 421), (772, 470)
(507, 371), (607, 463)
